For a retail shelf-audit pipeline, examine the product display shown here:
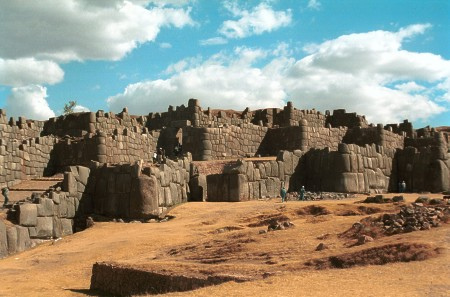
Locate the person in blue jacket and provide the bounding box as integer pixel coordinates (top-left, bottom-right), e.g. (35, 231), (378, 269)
(280, 185), (287, 203)
(299, 186), (306, 201)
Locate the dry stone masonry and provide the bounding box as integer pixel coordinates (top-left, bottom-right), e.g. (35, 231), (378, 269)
(0, 99), (449, 258)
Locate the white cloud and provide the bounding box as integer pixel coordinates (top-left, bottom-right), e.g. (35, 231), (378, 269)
(218, 2), (292, 39)
(5, 85), (56, 120)
(107, 47), (287, 113)
(0, 1), (194, 62)
(285, 24), (449, 123)
(108, 24), (450, 124)
(0, 58), (64, 87)
(159, 42), (172, 48)
(73, 105), (90, 112)
(307, 0), (321, 10)
(395, 82), (426, 93)
(200, 37), (228, 46)
(0, 0), (194, 119)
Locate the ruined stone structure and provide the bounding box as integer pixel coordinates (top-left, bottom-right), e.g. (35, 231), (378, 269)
(0, 99), (449, 257)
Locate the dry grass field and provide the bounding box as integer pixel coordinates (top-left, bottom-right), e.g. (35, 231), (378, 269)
(0, 194), (449, 297)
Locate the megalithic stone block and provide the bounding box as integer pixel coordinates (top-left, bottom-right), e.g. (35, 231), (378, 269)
(16, 226), (31, 253)
(6, 227), (17, 254)
(129, 175), (159, 219)
(18, 203), (38, 227)
(35, 217), (53, 239)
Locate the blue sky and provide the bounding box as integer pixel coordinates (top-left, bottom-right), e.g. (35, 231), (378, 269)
(0, 0), (449, 127)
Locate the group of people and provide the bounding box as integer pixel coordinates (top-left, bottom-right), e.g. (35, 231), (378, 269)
(153, 147), (166, 164)
(152, 141), (183, 165)
(280, 185), (306, 202)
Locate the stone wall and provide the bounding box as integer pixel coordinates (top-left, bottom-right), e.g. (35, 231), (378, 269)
(42, 109), (149, 138)
(326, 109), (369, 128)
(78, 156), (191, 219)
(183, 124), (268, 160)
(203, 144), (400, 202)
(144, 157), (191, 209)
(343, 125), (405, 150)
(90, 262), (248, 296)
(300, 144), (395, 193)
(0, 109), (57, 187)
(252, 103), (327, 128)
(258, 121), (347, 156)
(1, 157), (193, 258)
(385, 119), (414, 138)
(204, 151), (303, 202)
(395, 132), (449, 192)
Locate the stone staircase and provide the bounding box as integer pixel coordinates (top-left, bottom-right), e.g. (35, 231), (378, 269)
(1, 177), (63, 213)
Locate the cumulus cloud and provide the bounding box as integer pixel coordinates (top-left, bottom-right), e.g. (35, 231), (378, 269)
(0, 58), (64, 87)
(0, 0), (194, 119)
(108, 24), (449, 124)
(107, 47), (287, 113)
(0, 1), (194, 62)
(5, 85), (56, 120)
(218, 2), (292, 39)
(285, 24), (449, 123)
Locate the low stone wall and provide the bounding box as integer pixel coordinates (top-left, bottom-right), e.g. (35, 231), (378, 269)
(90, 262), (250, 296)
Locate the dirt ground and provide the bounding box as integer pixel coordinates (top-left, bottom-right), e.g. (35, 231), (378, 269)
(0, 193), (449, 297)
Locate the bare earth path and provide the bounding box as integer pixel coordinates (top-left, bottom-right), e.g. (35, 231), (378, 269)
(0, 194), (448, 297)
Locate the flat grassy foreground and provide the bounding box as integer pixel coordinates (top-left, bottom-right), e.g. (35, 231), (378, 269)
(0, 194), (448, 297)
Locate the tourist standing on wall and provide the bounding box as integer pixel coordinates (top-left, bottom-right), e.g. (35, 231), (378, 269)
(280, 185), (287, 203)
(401, 181), (406, 193)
